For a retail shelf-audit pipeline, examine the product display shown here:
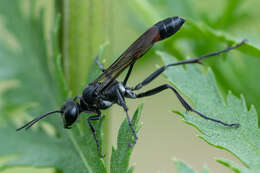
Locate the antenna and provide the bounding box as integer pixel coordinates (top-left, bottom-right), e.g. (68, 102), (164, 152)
(16, 110), (62, 131)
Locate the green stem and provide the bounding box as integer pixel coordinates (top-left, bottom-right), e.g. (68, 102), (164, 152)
(63, 0), (108, 94)
(62, 0), (115, 167)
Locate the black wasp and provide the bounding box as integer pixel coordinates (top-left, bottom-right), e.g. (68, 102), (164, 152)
(17, 16), (245, 157)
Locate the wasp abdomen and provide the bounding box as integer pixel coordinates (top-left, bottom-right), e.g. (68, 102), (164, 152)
(154, 16), (185, 41)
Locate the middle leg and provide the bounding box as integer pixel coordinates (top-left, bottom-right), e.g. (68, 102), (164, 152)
(116, 89), (138, 146)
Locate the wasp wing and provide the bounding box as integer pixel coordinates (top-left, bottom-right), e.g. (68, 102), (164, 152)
(93, 26), (160, 93)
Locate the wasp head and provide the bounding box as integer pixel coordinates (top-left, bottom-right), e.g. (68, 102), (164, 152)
(61, 100), (80, 129)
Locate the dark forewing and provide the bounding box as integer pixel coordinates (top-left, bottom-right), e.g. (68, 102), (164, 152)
(93, 26), (160, 93)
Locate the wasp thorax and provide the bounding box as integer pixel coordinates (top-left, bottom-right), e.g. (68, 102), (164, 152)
(82, 83), (100, 104)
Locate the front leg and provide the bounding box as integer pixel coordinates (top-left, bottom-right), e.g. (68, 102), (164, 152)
(84, 110), (105, 157)
(116, 89), (138, 146)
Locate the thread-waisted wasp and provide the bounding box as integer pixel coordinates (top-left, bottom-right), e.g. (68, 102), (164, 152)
(17, 16), (245, 157)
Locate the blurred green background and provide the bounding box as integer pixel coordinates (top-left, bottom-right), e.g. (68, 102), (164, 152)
(0, 0), (260, 173)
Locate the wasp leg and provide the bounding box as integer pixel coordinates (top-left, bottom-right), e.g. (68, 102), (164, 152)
(86, 111), (105, 157)
(123, 64), (134, 86)
(95, 55), (106, 72)
(135, 84), (240, 127)
(132, 40), (246, 91)
(116, 89), (138, 146)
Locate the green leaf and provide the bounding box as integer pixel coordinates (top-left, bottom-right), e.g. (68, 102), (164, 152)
(210, 0), (245, 29)
(0, 120), (105, 173)
(127, 166), (135, 173)
(110, 104), (143, 173)
(124, 0), (260, 126)
(158, 51), (260, 173)
(173, 159), (210, 173)
(174, 159), (196, 173)
(216, 158), (247, 173)
(122, 0), (260, 58)
(0, 2), (143, 172)
(0, 1), (107, 172)
(180, 20), (260, 57)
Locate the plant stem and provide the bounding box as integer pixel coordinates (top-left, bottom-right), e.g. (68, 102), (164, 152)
(62, 0), (107, 94)
(62, 0), (115, 166)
